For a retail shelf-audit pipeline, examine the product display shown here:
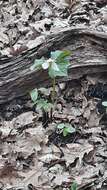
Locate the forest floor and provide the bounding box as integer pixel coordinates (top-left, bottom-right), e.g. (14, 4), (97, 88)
(1, 74), (107, 190)
(0, 0), (107, 190)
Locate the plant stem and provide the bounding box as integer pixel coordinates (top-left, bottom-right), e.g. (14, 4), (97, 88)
(52, 77), (56, 104)
(50, 77), (56, 120)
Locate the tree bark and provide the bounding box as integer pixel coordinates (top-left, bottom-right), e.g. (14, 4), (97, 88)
(0, 27), (107, 104)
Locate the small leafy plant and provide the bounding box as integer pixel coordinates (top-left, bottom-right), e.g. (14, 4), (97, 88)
(30, 88), (53, 113)
(30, 50), (70, 104)
(30, 50), (70, 124)
(57, 123), (76, 137)
(70, 182), (77, 190)
(30, 87), (53, 127)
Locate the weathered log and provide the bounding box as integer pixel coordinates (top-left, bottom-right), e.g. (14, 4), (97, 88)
(0, 27), (107, 104)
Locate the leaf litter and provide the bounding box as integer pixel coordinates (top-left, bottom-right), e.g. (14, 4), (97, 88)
(0, 0), (107, 189)
(0, 75), (107, 190)
(0, 0), (107, 57)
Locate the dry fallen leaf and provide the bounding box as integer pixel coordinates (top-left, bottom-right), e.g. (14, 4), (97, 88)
(88, 111), (101, 127)
(15, 125), (48, 157)
(23, 161), (44, 187)
(13, 111), (37, 129)
(53, 172), (71, 186)
(62, 142), (94, 166)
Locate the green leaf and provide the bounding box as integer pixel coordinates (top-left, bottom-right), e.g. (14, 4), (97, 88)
(57, 58), (70, 66)
(30, 89), (38, 102)
(43, 102), (53, 112)
(51, 50), (70, 61)
(102, 101), (107, 107)
(57, 123), (65, 129)
(36, 99), (45, 110)
(56, 50), (71, 63)
(51, 50), (63, 59)
(51, 62), (60, 71)
(48, 67), (57, 78)
(48, 63), (69, 78)
(36, 99), (53, 112)
(65, 124), (76, 134)
(57, 123), (76, 137)
(63, 128), (69, 137)
(70, 182), (77, 190)
(30, 57), (45, 71)
(57, 64), (69, 76)
(58, 50), (71, 59)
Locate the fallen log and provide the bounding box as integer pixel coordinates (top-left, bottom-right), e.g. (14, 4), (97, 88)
(0, 27), (107, 104)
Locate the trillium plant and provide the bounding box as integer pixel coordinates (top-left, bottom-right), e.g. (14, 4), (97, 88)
(30, 50), (70, 125)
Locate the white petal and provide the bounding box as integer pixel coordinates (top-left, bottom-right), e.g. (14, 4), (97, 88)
(47, 58), (53, 63)
(42, 61), (49, 70)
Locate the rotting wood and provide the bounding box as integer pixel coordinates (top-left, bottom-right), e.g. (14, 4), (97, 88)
(0, 27), (107, 104)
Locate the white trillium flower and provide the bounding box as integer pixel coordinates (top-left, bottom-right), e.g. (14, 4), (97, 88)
(47, 58), (54, 64)
(42, 58), (60, 71)
(42, 61), (50, 69)
(42, 58), (53, 69)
